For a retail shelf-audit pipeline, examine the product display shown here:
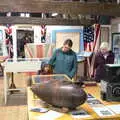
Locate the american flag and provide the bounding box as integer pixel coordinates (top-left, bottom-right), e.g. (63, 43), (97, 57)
(83, 24), (101, 52)
(83, 26), (94, 51)
(83, 24), (101, 78)
(90, 24), (101, 77)
(93, 24), (101, 52)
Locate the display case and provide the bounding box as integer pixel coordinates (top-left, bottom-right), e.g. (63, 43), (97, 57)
(112, 33), (120, 64)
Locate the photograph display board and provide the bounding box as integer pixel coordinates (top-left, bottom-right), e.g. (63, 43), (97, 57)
(56, 32), (80, 53)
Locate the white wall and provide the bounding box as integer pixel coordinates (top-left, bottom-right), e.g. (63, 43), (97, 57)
(23, 25), (83, 44)
(11, 24), (83, 58)
(34, 25), (83, 43)
(111, 17), (120, 33)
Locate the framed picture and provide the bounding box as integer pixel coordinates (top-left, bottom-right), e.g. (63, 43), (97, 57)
(112, 33), (120, 53)
(112, 33), (120, 63)
(52, 29), (84, 53)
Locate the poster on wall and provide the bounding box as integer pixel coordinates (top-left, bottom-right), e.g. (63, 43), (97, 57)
(17, 30), (34, 58)
(56, 32), (80, 53)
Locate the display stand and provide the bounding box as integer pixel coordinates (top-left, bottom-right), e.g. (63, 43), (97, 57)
(77, 51), (92, 76)
(4, 58), (42, 104)
(77, 51), (96, 86)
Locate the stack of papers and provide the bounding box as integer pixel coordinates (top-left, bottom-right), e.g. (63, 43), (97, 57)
(92, 107), (115, 117)
(107, 104), (120, 114)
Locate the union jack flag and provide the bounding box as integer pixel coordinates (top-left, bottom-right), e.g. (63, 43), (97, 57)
(5, 24), (13, 58)
(41, 25), (47, 43)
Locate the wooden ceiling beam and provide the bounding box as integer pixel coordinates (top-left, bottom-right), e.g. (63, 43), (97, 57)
(0, 1), (120, 16)
(0, 16), (95, 25)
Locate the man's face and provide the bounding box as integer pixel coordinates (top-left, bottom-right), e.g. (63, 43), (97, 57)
(62, 44), (71, 52)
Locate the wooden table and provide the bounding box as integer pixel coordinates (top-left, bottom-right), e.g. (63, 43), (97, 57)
(27, 84), (120, 120)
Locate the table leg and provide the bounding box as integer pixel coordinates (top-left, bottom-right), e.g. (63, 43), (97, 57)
(9, 72), (16, 89)
(9, 72), (20, 94)
(4, 72), (7, 104)
(0, 63), (3, 76)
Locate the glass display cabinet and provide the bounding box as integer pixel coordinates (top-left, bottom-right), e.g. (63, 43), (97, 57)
(112, 33), (120, 64)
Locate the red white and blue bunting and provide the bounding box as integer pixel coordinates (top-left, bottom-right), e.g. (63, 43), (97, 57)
(41, 25), (47, 43)
(5, 24), (13, 58)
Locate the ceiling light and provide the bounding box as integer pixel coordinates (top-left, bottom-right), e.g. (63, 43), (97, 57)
(51, 13), (58, 16)
(6, 12), (11, 17)
(26, 13), (30, 17)
(20, 13), (25, 17)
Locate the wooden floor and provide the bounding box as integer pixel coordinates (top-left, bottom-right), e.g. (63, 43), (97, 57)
(0, 73), (28, 120)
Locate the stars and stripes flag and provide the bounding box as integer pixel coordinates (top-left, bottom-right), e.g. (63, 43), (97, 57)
(83, 26), (94, 52)
(83, 24), (101, 78)
(83, 24), (100, 52)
